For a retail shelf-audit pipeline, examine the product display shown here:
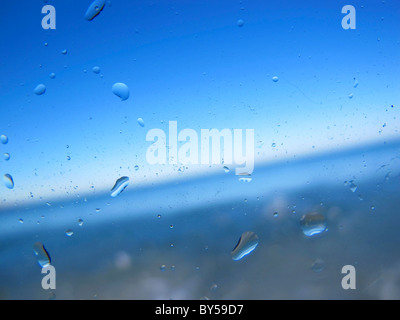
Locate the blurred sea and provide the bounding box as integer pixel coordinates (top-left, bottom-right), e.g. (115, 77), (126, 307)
(1, 139), (400, 300)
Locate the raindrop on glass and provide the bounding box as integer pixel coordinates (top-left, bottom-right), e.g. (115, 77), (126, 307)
(0, 135), (8, 144)
(33, 242), (51, 268)
(300, 212), (327, 237)
(272, 76), (279, 82)
(112, 82), (130, 101)
(237, 19), (244, 27)
(110, 176), (129, 197)
(3, 174), (14, 189)
(311, 258), (325, 273)
(137, 118), (145, 127)
(349, 181), (357, 193)
(49, 73), (56, 79)
(85, 0), (106, 21)
(134, 165), (139, 171)
(223, 166), (230, 173)
(65, 229), (74, 237)
(92, 66), (101, 74)
(160, 264), (166, 272)
(3, 153), (10, 161)
(231, 231), (259, 261)
(61, 49), (67, 55)
(34, 84), (46, 95)
(78, 219), (84, 226)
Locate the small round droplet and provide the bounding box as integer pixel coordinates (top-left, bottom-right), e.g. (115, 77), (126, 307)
(273, 211), (278, 218)
(112, 82), (130, 101)
(3, 174), (14, 189)
(134, 165), (139, 171)
(160, 264), (166, 272)
(137, 118), (145, 127)
(61, 49), (67, 55)
(18, 218), (24, 224)
(78, 219), (84, 226)
(0, 135), (8, 144)
(92, 66), (101, 74)
(311, 258), (325, 273)
(272, 76), (279, 82)
(169, 224), (174, 229)
(300, 212), (327, 237)
(157, 214), (162, 219)
(49, 73), (56, 79)
(271, 142), (276, 147)
(348, 93), (354, 99)
(65, 229), (74, 237)
(3, 153), (10, 161)
(34, 84), (46, 95)
(237, 19), (244, 27)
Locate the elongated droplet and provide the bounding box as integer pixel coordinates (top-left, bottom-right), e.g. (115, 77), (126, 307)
(33, 242), (51, 268)
(231, 231), (259, 261)
(34, 84), (46, 95)
(112, 82), (129, 101)
(3, 174), (14, 189)
(300, 212), (327, 237)
(85, 0), (106, 21)
(110, 176), (129, 197)
(137, 118), (145, 127)
(0, 135), (8, 144)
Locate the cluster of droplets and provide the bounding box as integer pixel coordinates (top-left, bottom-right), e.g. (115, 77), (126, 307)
(1, 134), (14, 190)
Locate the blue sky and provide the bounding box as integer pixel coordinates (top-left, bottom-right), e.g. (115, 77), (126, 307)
(0, 0), (399, 206)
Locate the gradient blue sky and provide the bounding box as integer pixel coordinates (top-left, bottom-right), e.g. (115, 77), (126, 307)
(0, 0), (399, 206)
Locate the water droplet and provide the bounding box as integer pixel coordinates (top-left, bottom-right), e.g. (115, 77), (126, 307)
(65, 229), (74, 237)
(66, 156), (71, 160)
(3, 153), (10, 161)
(231, 231), (259, 261)
(78, 219), (84, 226)
(300, 212), (327, 237)
(61, 49), (67, 55)
(273, 211), (279, 218)
(237, 19), (244, 27)
(33, 242), (51, 268)
(34, 84), (46, 95)
(0, 135), (8, 144)
(311, 258), (325, 273)
(272, 76), (279, 82)
(370, 205), (375, 211)
(3, 174), (14, 189)
(49, 73), (56, 79)
(92, 66), (101, 74)
(160, 264), (166, 272)
(18, 218), (24, 224)
(157, 214), (162, 219)
(112, 82), (130, 101)
(271, 142), (276, 147)
(348, 93), (354, 99)
(134, 165), (139, 171)
(169, 224), (174, 229)
(223, 166), (230, 173)
(349, 181), (357, 193)
(85, 0), (106, 21)
(353, 79), (359, 88)
(137, 118), (145, 127)
(110, 176), (129, 197)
